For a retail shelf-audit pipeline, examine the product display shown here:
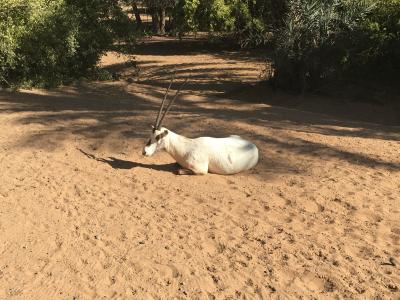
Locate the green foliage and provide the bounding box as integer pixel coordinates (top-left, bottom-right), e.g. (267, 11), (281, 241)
(107, 3), (139, 45)
(196, 0), (234, 31)
(0, 0), (30, 86)
(247, 0), (288, 29)
(272, 0), (374, 92)
(237, 17), (270, 48)
(172, 0), (287, 46)
(355, 0), (400, 76)
(231, 1), (268, 47)
(231, 0), (252, 30)
(0, 0), (123, 88)
(2, 0), (397, 90)
(173, 0), (200, 34)
(174, 0), (234, 35)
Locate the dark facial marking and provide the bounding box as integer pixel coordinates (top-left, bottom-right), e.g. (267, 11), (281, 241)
(146, 139), (151, 146)
(155, 130), (168, 142)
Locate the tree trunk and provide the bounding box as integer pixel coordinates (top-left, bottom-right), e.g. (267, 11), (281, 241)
(151, 8), (160, 34)
(131, 1), (142, 28)
(159, 8), (166, 35)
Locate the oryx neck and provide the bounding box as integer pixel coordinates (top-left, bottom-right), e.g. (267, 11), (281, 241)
(164, 130), (190, 159)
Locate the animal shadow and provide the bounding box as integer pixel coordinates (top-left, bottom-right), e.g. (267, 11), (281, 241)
(77, 148), (179, 173)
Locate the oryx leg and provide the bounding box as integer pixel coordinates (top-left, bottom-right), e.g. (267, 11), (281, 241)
(192, 165), (208, 175)
(177, 163), (208, 175)
(177, 168), (196, 175)
(177, 153), (208, 175)
(187, 162), (208, 175)
(179, 166), (208, 175)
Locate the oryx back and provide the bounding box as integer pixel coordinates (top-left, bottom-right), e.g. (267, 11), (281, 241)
(196, 136), (259, 175)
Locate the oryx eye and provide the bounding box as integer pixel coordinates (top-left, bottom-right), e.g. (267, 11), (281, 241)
(155, 134), (161, 142)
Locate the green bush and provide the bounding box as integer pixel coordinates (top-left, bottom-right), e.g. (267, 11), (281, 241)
(173, 0), (234, 35)
(353, 0), (400, 78)
(173, 0), (200, 35)
(272, 0), (373, 92)
(238, 18), (270, 48)
(231, 2), (268, 47)
(0, 0), (121, 88)
(0, 1), (30, 86)
(196, 0), (234, 32)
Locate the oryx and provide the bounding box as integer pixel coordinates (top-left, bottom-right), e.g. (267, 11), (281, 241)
(142, 77), (259, 175)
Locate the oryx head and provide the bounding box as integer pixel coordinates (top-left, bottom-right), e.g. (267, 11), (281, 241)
(142, 76), (188, 156)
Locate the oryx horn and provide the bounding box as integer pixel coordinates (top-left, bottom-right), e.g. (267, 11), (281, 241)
(154, 73), (176, 130)
(157, 78), (188, 129)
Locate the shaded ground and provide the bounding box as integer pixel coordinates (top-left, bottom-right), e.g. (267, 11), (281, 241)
(0, 37), (399, 299)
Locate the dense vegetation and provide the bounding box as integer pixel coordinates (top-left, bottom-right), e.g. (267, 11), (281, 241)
(0, 0), (132, 87)
(0, 0), (399, 91)
(272, 0), (400, 92)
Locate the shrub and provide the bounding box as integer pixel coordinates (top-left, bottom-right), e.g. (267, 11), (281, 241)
(173, 0), (200, 35)
(239, 19), (270, 48)
(272, 0), (373, 92)
(230, 0), (287, 48)
(171, 0), (287, 45)
(0, 0), (31, 86)
(196, 0), (234, 32)
(0, 0), (121, 88)
(352, 0), (400, 78)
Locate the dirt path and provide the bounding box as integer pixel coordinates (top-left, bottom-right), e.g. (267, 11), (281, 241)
(0, 38), (399, 299)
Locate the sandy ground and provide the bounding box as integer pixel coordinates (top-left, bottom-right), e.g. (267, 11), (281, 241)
(0, 37), (400, 299)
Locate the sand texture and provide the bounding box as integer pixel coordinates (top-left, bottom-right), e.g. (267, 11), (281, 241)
(0, 37), (400, 299)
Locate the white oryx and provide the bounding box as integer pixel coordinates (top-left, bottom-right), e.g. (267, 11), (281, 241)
(142, 77), (259, 175)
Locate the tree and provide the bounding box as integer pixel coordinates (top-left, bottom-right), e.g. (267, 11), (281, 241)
(173, 0), (200, 35)
(131, 0), (142, 28)
(145, 0), (175, 34)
